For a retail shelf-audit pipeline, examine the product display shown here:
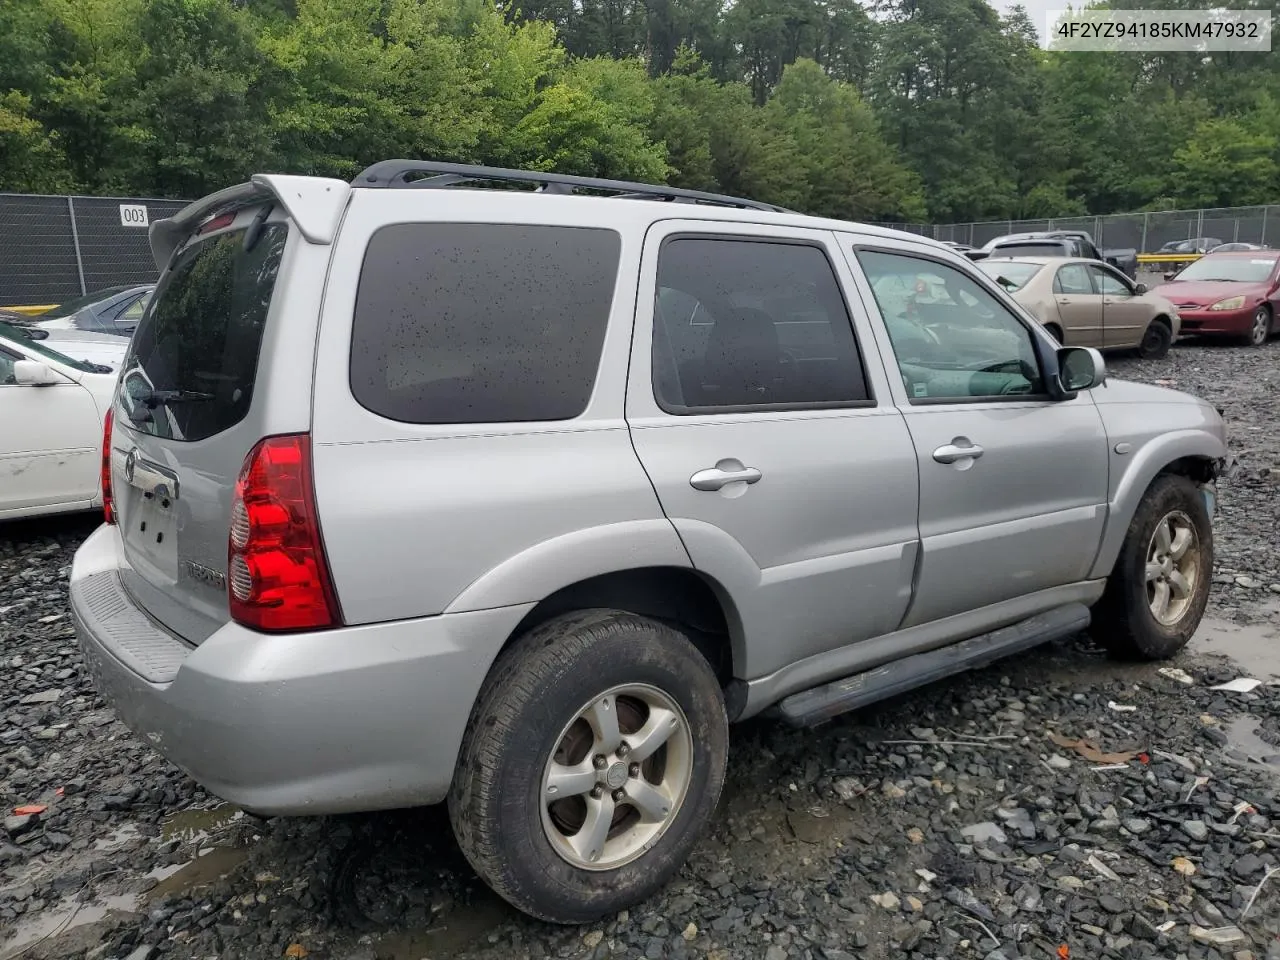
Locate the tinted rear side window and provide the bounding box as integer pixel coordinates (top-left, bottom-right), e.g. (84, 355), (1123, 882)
(350, 224), (621, 424)
(122, 224), (287, 442)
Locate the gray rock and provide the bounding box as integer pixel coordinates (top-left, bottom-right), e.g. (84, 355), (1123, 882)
(19, 688), (62, 705)
(960, 822), (1007, 844)
(1182, 820), (1210, 842)
(3, 815), (36, 837)
(1122, 818), (1152, 836)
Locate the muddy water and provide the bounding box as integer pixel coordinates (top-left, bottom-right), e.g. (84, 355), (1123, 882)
(1191, 611), (1280, 680)
(0, 805), (252, 959)
(0, 895), (139, 960)
(1191, 609), (1280, 776)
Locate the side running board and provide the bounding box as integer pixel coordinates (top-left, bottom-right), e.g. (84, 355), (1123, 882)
(777, 603), (1091, 728)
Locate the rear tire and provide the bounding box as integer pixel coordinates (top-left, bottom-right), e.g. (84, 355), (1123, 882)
(1241, 305), (1272, 346)
(1091, 474), (1212, 660)
(448, 610), (728, 924)
(1137, 319), (1172, 359)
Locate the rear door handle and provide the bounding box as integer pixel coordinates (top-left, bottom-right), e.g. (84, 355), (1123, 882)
(933, 440), (984, 464)
(690, 461), (762, 491)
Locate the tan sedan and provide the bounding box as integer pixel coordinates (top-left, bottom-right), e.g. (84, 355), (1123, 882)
(977, 256), (1181, 358)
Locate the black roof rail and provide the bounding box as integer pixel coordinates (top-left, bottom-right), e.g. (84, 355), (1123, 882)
(352, 160), (788, 213)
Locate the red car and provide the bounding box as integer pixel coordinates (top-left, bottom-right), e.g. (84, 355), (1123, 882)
(1153, 250), (1280, 346)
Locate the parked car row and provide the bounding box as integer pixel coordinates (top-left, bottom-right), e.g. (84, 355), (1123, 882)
(977, 248), (1279, 349)
(1157, 238), (1269, 255)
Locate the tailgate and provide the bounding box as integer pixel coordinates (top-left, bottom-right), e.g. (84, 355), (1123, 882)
(112, 207), (292, 644)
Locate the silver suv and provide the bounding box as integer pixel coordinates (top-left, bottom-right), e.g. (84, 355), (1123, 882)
(73, 161), (1228, 924)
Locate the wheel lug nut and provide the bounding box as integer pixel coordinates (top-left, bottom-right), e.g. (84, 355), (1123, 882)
(617, 742), (630, 758)
(629, 763), (640, 777)
(612, 789), (626, 802)
(593, 754), (607, 769)
(591, 785), (604, 799)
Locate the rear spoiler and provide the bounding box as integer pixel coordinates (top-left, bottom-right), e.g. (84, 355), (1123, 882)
(148, 175), (350, 271)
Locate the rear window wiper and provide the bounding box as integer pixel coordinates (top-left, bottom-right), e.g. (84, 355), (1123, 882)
(137, 388), (215, 408)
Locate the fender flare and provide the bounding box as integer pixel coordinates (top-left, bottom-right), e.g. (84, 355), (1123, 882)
(444, 519), (693, 613)
(1088, 429), (1227, 580)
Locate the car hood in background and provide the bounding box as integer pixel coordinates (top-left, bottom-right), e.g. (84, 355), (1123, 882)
(1151, 279), (1269, 306)
(42, 331), (129, 371)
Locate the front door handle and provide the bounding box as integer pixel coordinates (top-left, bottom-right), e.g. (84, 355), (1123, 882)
(690, 460), (763, 491)
(933, 440), (984, 464)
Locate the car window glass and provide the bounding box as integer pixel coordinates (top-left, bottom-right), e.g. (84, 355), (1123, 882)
(123, 223), (288, 441)
(351, 224), (620, 424)
(0, 346), (17, 384)
(652, 237), (869, 411)
(1089, 267), (1130, 297)
(119, 293), (151, 327)
(1054, 264), (1093, 295)
(857, 250), (1044, 400)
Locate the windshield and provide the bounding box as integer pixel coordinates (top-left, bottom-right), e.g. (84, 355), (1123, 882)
(0, 320), (102, 372)
(1175, 255), (1278, 283)
(43, 285), (135, 318)
(977, 261), (1043, 291)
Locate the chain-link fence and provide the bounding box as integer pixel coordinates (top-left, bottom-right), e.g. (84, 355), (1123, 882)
(880, 205), (1279, 252)
(4, 193), (1278, 306)
(0, 193), (187, 306)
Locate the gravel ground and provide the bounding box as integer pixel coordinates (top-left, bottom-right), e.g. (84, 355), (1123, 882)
(2, 339), (1279, 960)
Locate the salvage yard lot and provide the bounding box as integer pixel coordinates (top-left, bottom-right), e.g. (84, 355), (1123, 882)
(2, 340), (1279, 960)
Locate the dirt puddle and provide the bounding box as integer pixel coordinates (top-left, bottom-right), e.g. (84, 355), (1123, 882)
(0, 895), (139, 960)
(1191, 613), (1280, 680)
(353, 893), (510, 960)
(0, 806), (252, 959)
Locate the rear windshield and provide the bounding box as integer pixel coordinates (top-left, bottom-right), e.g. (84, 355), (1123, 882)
(121, 222), (288, 441)
(990, 242), (1067, 258)
(43, 285), (135, 318)
(977, 261), (1043, 291)
(350, 223), (621, 424)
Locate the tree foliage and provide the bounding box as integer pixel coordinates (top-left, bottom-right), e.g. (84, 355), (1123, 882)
(1, 0), (1276, 222)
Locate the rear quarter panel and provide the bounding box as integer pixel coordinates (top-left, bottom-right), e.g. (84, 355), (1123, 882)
(310, 191), (684, 625)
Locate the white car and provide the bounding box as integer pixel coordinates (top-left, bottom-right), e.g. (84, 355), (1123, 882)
(39, 330), (129, 372)
(0, 320), (120, 519)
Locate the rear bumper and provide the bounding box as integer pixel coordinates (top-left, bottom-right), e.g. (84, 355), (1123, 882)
(1176, 307), (1254, 335)
(71, 523), (533, 815)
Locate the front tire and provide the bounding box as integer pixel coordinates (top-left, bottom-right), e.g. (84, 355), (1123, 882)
(1092, 474), (1213, 659)
(448, 610), (728, 923)
(1242, 305), (1272, 346)
(1137, 319), (1172, 359)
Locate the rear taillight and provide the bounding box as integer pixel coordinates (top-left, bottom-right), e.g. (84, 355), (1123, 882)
(227, 434), (341, 632)
(102, 407), (115, 524)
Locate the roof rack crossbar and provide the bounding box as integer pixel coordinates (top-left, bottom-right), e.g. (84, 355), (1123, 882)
(353, 160), (786, 212)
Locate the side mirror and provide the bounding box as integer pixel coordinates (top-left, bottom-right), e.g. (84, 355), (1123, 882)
(1057, 347), (1105, 393)
(1163, 271), (1178, 282)
(13, 360), (62, 386)
(1134, 282), (1148, 295)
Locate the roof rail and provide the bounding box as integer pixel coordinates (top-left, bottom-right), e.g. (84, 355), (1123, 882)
(352, 160), (788, 213)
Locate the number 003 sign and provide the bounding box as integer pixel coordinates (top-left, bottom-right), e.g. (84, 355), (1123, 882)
(119, 204), (150, 227)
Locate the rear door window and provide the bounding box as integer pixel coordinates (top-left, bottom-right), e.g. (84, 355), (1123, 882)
(350, 224), (621, 424)
(122, 222), (288, 442)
